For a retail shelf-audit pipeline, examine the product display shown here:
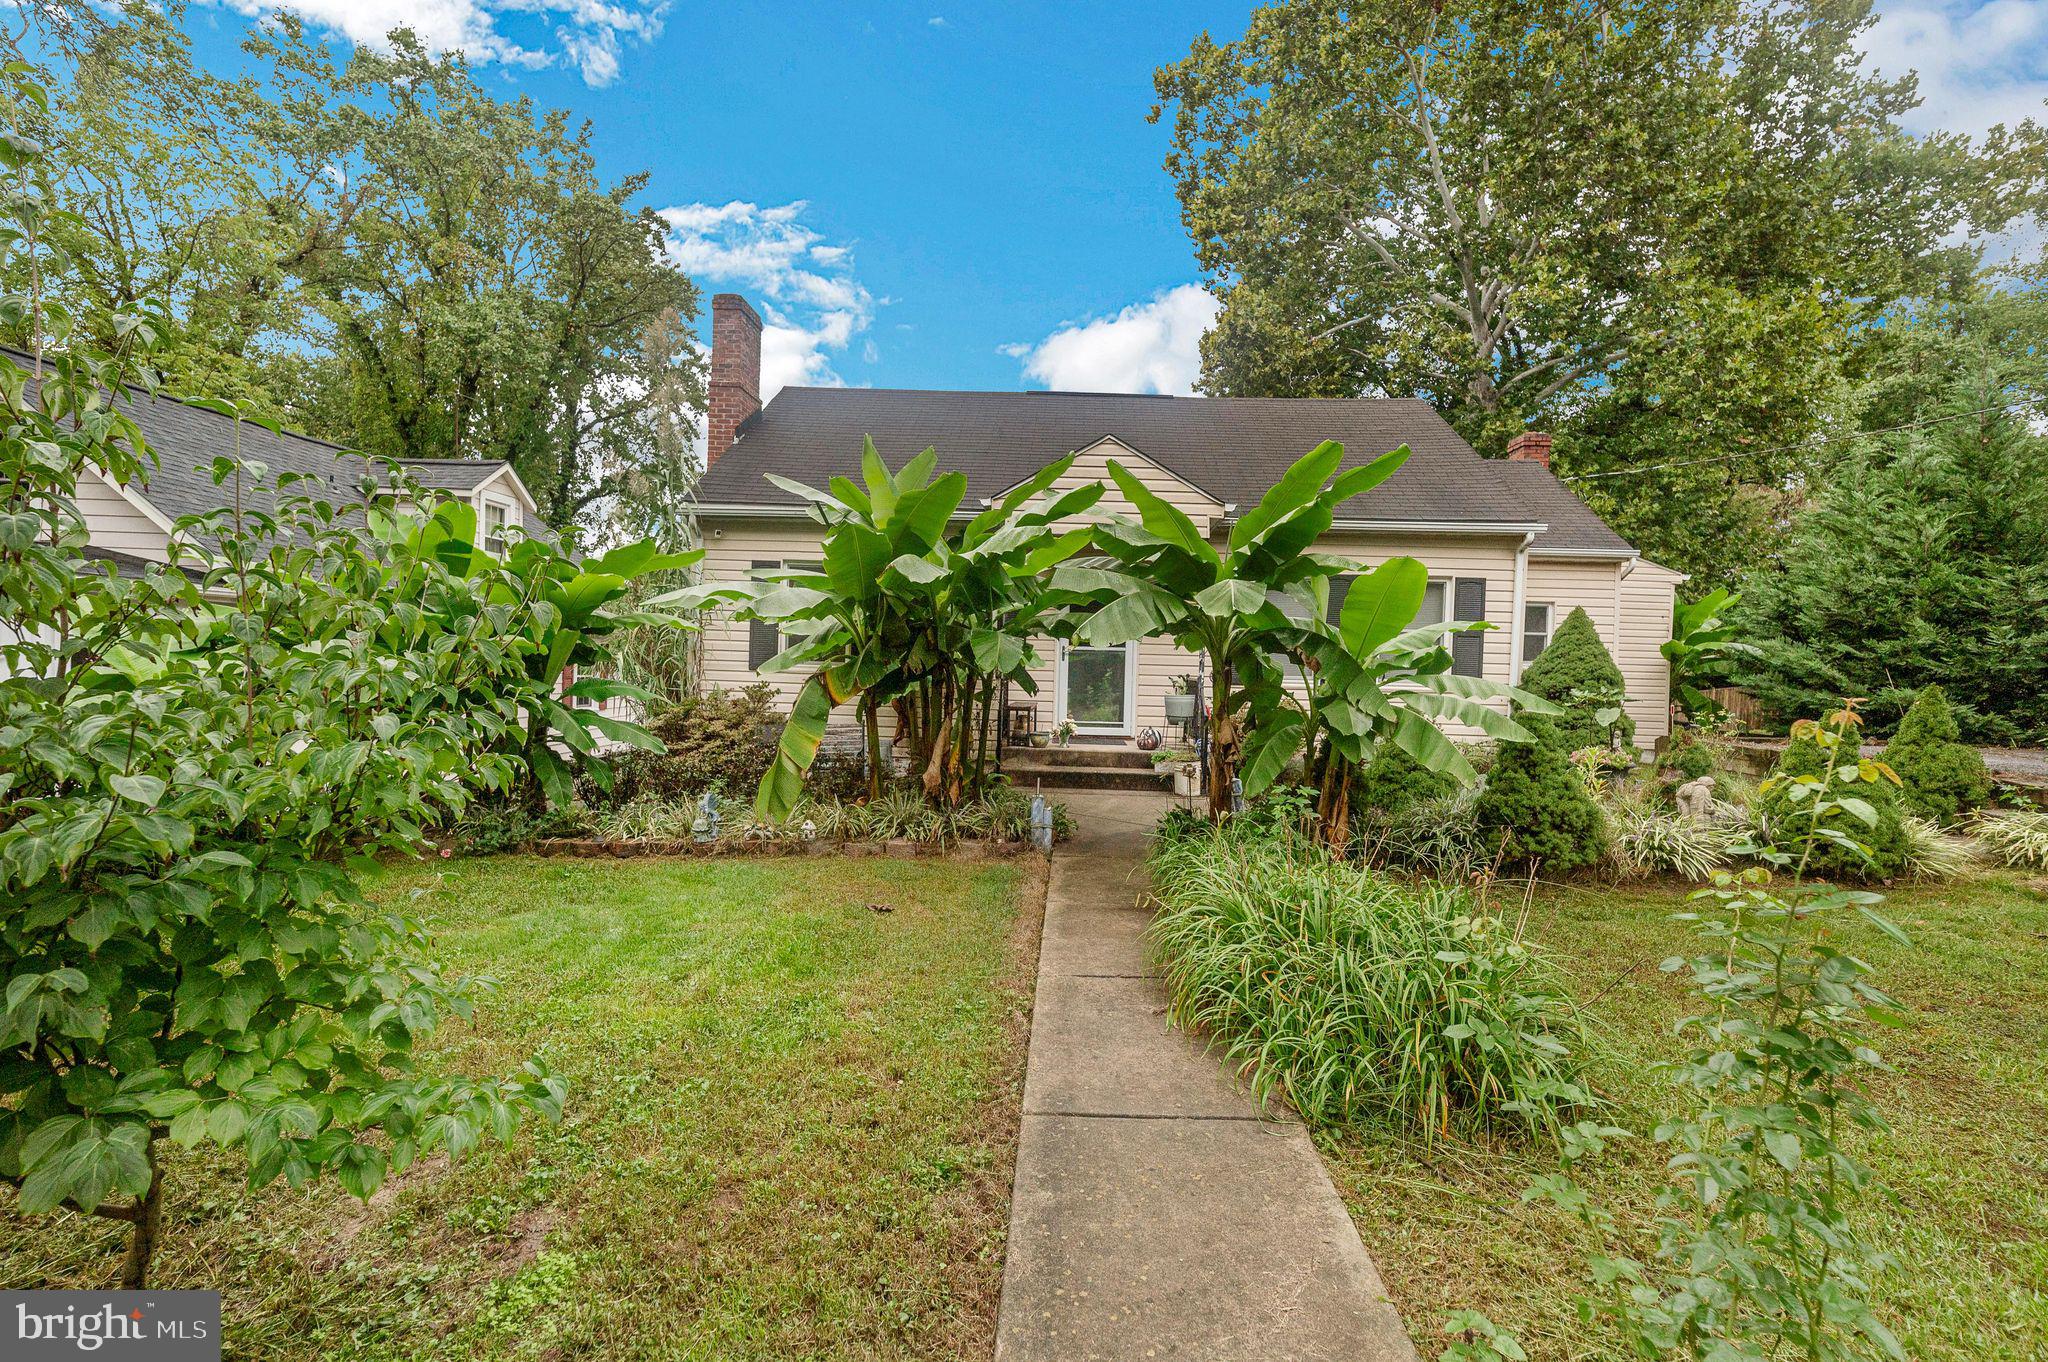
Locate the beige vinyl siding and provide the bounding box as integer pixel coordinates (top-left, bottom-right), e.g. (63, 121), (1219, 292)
(1618, 560), (1684, 744)
(694, 517), (855, 726)
(1524, 556), (1680, 746)
(78, 470), (170, 561)
(1013, 439), (1220, 737)
(1522, 560), (1622, 674)
(695, 454), (1683, 754)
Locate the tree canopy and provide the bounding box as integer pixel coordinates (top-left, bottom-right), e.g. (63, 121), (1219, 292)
(3, 5), (703, 541)
(1152, 0), (2023, 584)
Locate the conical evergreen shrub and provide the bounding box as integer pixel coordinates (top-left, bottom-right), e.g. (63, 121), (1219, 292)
(1883, 685), (1991, 825)
(1757, 721), (1908, 881)
(1517, 607), (1635, 753)
(1353, 739), (1456, 817)
(1474, 711), (1608, 874)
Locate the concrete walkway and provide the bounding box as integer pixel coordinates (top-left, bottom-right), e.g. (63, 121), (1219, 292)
(995, 791), (1417, 1362)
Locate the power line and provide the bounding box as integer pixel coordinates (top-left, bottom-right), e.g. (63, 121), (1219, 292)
(1559, 398), (2043, 482)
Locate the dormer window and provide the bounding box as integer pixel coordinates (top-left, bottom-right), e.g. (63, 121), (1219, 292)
(482, 500), (511, 557)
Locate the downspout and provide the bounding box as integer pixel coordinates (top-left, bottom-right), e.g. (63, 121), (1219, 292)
(1508, 532), (1535, 680)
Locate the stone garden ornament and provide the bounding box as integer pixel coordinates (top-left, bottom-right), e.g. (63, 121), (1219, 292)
(1675, 775), (1717, 823)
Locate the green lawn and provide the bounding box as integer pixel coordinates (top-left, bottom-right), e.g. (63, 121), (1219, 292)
(1324, 870), (2048, 1361)
(2, 854), (1039, 1361)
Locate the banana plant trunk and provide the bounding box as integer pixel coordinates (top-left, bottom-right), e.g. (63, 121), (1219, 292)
(1206, 657), (1232, 821)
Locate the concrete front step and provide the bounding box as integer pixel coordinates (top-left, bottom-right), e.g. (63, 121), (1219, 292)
(1004, 761), (1172, 793)
(1000, 745), (1156, 770)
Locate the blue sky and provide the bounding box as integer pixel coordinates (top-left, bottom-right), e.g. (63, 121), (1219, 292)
(185, 2), (2047, 404)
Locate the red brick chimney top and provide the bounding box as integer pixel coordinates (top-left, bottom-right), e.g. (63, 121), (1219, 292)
(707, 294), (762, 465)
(1506, 431), (1553, 468)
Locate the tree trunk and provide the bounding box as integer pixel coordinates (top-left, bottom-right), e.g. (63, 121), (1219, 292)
(1207, 657), (1233, 821)
(863, 699), (883, 802)
(119, 1142), (164, 1290)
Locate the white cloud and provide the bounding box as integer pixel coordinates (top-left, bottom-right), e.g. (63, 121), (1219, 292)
(199, 0), (666, 88)
(658, 200), (875, 398)
(1861, 2), (2048, 137)
(1004, 285), (1220, 395)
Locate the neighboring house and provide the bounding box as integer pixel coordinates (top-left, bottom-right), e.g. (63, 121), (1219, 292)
(50, 358), (624, 720)
(693, 294), (1684, 751)
(45, 359), (546, 574)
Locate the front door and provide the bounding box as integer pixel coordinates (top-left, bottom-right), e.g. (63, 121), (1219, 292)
(1057, 640), (1137, 736)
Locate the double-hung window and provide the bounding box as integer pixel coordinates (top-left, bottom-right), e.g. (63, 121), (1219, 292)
(1521, 603), (1554, 673)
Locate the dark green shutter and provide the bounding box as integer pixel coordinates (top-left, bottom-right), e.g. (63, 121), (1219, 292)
(747, 560), (778, 670)
(1451, 578), (1486, 677)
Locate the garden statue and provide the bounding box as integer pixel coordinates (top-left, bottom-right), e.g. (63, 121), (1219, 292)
(1029, 794), (1054, 852)
(693, 788), (721, 843)
(1675, 775), (1717, 823)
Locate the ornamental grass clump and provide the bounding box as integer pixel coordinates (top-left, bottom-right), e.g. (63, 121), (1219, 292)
(1147, 825), (1594, 1144)
(1970, 807), (2048, 869)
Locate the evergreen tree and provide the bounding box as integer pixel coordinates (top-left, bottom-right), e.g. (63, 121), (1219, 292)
(1352, 739), (1456, 817)
(1757, 723), (1908, 882)
(1475, 712), (1608, 874)
(1884, 686), (1991, 825)
(1516, 607), (1635, 753)
(1736, 387), (2048, 743)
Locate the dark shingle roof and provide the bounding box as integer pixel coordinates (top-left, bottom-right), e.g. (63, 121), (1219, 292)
(394, 459), (507, 494)
(696, 387), (1632, 555)
(2, 348), (529, 530)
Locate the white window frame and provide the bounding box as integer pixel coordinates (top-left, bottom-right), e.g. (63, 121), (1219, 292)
(1055, 638), (1139, 736)
(1520, 602), (1554, 676)
(480, 497), (513, 557)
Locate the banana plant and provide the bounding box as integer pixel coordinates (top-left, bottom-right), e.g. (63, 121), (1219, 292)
(1280, 557), (1555, 848)
(1052, 438), (1415, 818)
(711, 442), (1108, 817)
(398, 497), (700, 809)
(1662, 587), (1757, 723)
(700, 439), (972, 816)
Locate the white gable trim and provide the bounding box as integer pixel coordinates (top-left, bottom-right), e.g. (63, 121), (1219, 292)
(470, 462), (537, 514)
(984, 433), (1224, 510)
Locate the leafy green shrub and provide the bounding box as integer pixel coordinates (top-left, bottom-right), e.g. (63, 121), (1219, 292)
(1883, 685), (1991, 825)
(1516, 607), (1635, 753)
(1607, 803), (1741, 880)
(1754, 722), (1908, 881)
(1527, 708), (1912, 1361)
(1148, 825), (1594, 1143)
(1971, 808), (2048, 869)
(1474, 712), (1609, 875)
(1658, 726), (1715, 782)
(1353, 740), (1456, 816)
(453, 801), (589, 854)
(599, 684), (781, 806)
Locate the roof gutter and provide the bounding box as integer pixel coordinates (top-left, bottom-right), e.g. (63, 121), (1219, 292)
(1527, 546), (1638, 560)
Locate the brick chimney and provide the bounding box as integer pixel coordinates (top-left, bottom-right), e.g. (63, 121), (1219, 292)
(707, 293), (762, 465)
(1505, 430), (1552, 468)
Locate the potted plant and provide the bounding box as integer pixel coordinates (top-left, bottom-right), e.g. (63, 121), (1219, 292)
(1163, 674), (1199, 724)
(1029, 730), (1051, 749)
(1172, 759), (1201, 798)
(1055, 718), (1077, 747)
